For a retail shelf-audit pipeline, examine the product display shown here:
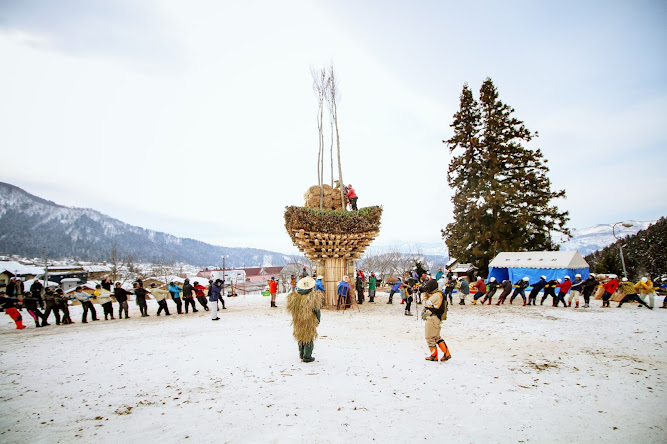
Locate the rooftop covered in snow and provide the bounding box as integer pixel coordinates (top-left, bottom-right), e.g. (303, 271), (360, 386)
(488, 251), (589, 269)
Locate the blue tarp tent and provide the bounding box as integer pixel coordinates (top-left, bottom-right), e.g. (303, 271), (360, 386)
(487, 251), (590, 289)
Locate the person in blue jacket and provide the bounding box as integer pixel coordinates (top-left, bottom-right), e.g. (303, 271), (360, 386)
(337, 277), (352, 309)
(387, 278), (402, 304)
(315, 275), (326, 292)
(208, 279), (223, 321)
(169, 282), (183, 314)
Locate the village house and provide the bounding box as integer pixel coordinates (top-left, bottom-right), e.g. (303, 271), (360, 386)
(0, 260), (43, 292)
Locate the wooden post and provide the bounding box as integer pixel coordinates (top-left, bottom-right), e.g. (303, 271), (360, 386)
(324, 258), (346, 306)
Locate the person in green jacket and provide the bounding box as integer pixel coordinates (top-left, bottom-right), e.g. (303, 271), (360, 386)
(368, 273), (377, 303)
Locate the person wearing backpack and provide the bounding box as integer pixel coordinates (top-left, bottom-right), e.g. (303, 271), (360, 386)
(422, 284), (451, 362)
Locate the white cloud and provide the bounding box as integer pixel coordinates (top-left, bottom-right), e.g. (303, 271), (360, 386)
(1, 0), (665, 254)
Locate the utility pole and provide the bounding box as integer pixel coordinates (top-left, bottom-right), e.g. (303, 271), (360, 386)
(43, 247), (48, 286)
(612, 222), (633, 279)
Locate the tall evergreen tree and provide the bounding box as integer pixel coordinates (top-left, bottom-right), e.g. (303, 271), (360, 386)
(442, 78), (570, 275)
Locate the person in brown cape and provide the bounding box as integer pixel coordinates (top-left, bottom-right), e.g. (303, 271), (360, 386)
(286, 276), (322, 363)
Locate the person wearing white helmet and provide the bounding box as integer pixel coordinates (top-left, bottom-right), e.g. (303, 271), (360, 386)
(634, 276), (656, 308)
(581, 274), (598, 308)
(554, 276), (572, 307)
(568, 274), (585, 308)
(458, 276), (470, 305)
(527, 276), (548, 306)
(617, 277), (652, 309)
(510, 277), (530, 306)
(495, 279), (513, 305)
(481, 277), (499, 305)
(601, 275), (620, 308)
(541, 278), (559, 306)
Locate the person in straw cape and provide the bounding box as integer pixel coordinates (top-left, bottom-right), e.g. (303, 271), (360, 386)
(286, 276), (322, 363)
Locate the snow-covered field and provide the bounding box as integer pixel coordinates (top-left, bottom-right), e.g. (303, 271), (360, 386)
(1, 292), (665, 443)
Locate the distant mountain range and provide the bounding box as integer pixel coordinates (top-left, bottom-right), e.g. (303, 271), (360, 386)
(558, 221), (656, 256)
(0, 182), (295, 267)
(375, 221), (658, 262)
(0, 181), (656, 267)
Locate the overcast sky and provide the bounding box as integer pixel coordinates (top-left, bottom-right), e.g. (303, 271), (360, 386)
(1, 0), (665, 254)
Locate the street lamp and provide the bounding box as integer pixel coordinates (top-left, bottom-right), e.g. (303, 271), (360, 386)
(612, 222), (633, 279)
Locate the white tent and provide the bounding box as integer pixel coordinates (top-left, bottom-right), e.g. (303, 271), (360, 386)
(488, 251), (590, 285)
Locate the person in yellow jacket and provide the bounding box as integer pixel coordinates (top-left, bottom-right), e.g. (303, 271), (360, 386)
(634, 277), (656, 309)
(617, 278), (652, 309)
(94, 284), (115, 320)
(421, 281), (452, 362)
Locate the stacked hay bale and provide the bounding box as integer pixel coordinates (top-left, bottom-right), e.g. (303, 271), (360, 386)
(304, 184), (345, 210)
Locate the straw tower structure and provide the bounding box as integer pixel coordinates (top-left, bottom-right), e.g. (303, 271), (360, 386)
(284, 187), (382, 305)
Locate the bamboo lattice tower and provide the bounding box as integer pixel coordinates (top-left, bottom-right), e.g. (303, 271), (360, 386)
(284, 199), (382, 306)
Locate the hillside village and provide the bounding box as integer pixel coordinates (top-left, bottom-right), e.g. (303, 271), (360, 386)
(0, 256), (297, 296)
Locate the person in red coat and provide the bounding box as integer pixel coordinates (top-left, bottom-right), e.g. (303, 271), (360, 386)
(346, 184), (358, 210)
(0, 291), (26, 329)
(268, 277), (279, 308)
(554, 276), (573, 307)
(601, 275), (619, 308)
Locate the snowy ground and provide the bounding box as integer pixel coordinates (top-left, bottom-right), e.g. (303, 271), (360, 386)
(1, 292), (666, 444)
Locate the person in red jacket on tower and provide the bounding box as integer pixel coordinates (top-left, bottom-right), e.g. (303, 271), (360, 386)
(346, 184), (358, 210)
(601, 275), (620, 308)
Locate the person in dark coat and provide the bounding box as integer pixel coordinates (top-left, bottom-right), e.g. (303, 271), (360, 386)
(540, 279), (559, 305)
(54, 289), (73, 324)
(29, 280), (44, 301)
(481, 277), (499, 305)
(581, 274), (598, 308)
(6, 278), (18, 297)
(208, 279), (223, 321)
(101, 277), (113, 292)
(528, 276), (547, 306)
(355, 272), (364, 305)
(496, 279), (513, 305)
(510, 277), (529, 306)
(133, 282), (149, 317)
(114, 282), (131, 319)
(21, 291), (46, 327)
(444, 276), (456, 304)
(182, 279), (198, 313)
(42, 287), (60, 325)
